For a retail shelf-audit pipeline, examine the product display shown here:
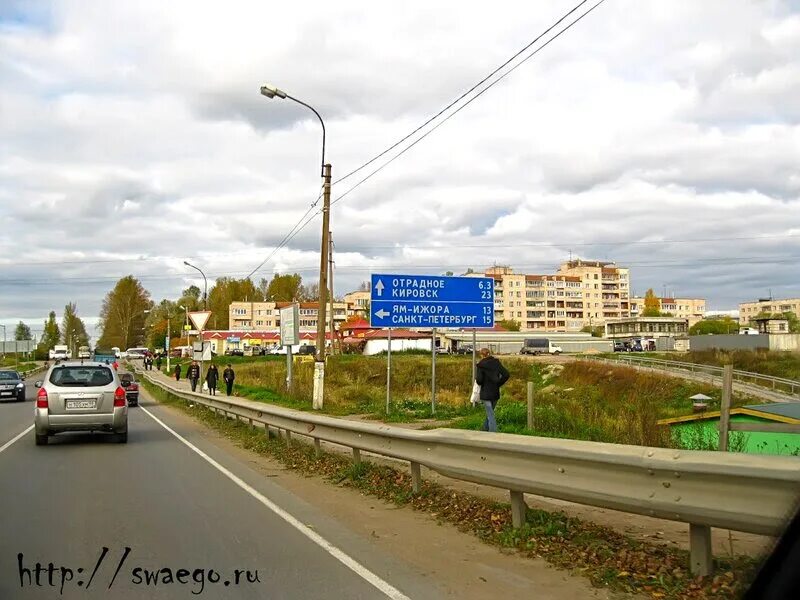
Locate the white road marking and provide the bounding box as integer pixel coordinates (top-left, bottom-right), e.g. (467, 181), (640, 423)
(0, 425), (34, 455)
(140, 405), (411, 600)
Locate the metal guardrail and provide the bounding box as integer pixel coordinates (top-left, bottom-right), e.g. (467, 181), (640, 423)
(137, 369), (800, 576)
(597, 355), (800, 398)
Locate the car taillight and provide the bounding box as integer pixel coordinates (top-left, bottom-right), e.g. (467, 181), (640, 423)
(36, 387), (48, 408)
(114, 386), (126, 407)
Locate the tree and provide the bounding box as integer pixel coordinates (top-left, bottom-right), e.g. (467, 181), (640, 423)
(98, 276), (152, 349)
(689, 317), (738, 336)
(257, 277), (270, 299)
(207, 277), (263, 330)
(641, 288), (662, 317)
(183, 285), (201, 302)
(61, 303), (89, 353)
(752, 311), (800, 333)
(41, 311), (60, 351)
(145, 299), (185, 350)
(267, 273), (303, 301)
(498, 319), (521, 331)
(300, 281), (321, 302)
(580, 325), (603, 337)
(358, 280), (370, 292)
(14, 321), (32, 341)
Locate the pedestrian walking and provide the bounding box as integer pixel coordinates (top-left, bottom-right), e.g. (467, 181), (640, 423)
(156, 355), (162, 371)
(187, 360), (201, 392)
(174, 363), (182, 381)
(223, 364), (235, 396)
(206, 364), (219, 396)
(475, 348), (510, 432)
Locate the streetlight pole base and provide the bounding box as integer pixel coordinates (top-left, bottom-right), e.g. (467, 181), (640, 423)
(312, 360), (325, 410)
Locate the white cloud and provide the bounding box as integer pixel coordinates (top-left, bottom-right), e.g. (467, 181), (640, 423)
(0, 0), (798, 328)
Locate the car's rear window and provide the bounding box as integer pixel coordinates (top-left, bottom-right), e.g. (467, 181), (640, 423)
(0, 371), (20, 381)
(120, 374), (134, 384)
(49, 366), (114, 387)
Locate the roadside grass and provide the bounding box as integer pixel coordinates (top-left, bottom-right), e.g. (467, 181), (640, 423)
(630, 349), (800, 382)
(157, 356), (759, 449)
(141, 377), (759, 600)
(448, 361), (742, 448)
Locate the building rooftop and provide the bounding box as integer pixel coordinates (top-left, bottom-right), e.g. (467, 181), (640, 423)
(743, 402), (800, 421)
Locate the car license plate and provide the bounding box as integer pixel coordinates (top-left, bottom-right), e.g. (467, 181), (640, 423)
(0, 391), (13, 396)
(66, 400), (96, 410)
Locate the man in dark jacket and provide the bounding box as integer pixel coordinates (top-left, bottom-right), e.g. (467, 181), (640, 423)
(187, 361), (201, 392)
(475, 348), (510, 432)
(174, 363), (182, 381)
(223, 364), (235, 396)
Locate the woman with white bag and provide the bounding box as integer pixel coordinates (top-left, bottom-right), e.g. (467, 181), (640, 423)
(474, 348), (510, 432)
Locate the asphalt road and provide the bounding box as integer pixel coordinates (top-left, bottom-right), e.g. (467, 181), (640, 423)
(0, 375), (440, 599)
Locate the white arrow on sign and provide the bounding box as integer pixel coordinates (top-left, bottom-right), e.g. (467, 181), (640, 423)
(374, 279), (384, 297)
(374, 309), (390, 319)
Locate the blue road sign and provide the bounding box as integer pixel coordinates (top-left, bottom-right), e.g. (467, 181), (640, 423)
(370, 273), (495, 328)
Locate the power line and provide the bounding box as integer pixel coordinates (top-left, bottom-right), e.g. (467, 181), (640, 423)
(245, 185), (324, 279)
(244, 1), (606, 278)
(332, 0), (592, 186)
(4, 231), (797, 270)
(330, 0), (607, 210)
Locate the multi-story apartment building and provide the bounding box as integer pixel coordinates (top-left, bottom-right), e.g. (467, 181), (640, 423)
(556, 260), (630, 324)
(229, 301), (347, 331)
(739, 297), (800, 325)
(343, 290), (370, 318)
(630, 296), (706, 327)
(484, 262), (627, 333)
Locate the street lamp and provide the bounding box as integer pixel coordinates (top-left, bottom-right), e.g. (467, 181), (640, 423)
(260, 83), (332, 409)
(183, 261), (207, 310)
(0, 324), (5, 360)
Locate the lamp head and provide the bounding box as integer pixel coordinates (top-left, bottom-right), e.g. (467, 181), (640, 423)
(260, 84), (287, 99)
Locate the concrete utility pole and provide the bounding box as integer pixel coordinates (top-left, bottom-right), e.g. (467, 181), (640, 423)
(328, 233), (335, 355)
(260, 83), (330, 409)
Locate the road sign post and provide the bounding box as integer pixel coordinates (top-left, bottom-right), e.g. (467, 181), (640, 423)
(280, 304), (300, 393)
(386, 328), (392, 413)
(370, 274), (495, 415)
(431, 327), (436, 414)
(189, 311), (212, 392)
(369, 274), (494, 329)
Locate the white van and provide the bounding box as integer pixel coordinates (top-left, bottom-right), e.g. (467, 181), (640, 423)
(125, 347), (149, 359)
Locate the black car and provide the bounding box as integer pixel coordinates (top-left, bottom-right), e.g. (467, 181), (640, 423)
(225, 348), (244, 357)
(0, 370), (25, 402)
(297, 345), (317, 355)
(119, 372), (139, 406)
(613, 342), (627, 352)
(453, 345), (473, 355)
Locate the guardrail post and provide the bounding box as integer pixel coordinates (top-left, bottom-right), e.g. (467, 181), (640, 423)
(285, 430), (292, 446)
(410, 461), (422, 493)
(314, 438), (322, 458)
(352, 448), (361, 466)
(689, 523), (713, 576)
(510, 491), (527, 528)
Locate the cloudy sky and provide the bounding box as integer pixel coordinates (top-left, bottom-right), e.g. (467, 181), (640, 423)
(1, 0), (799, 338)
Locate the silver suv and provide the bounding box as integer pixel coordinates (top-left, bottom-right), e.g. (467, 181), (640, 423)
(34, 362), (128, 445)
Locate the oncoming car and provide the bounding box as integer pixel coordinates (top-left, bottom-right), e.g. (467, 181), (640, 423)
(0, 370), (26, 402)
(34, 362), (128, 445)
